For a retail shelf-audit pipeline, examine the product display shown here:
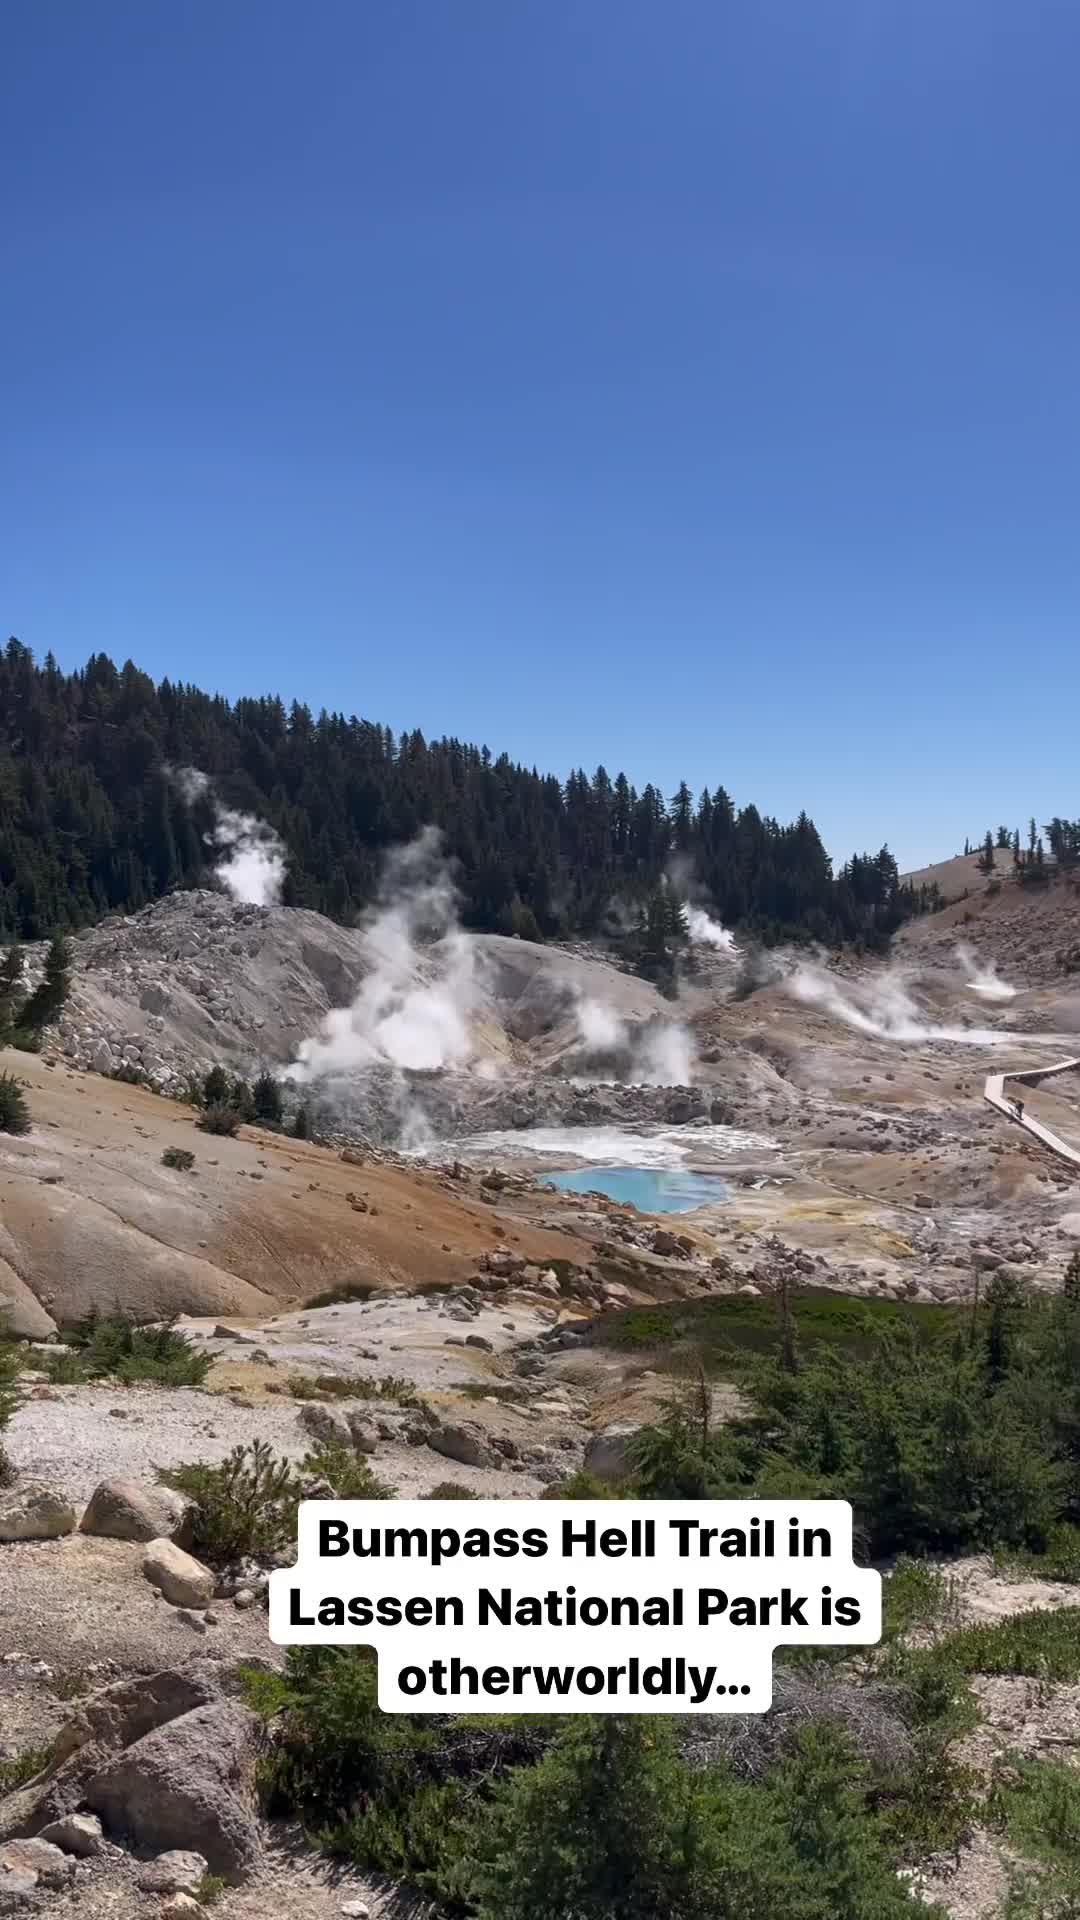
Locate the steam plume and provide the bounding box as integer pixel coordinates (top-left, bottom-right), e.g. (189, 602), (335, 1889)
(172, 767), (287, 907)
(787, 961), (1028, 1046)
(686, 905), (739, 954)
(955, 942), (1018, 1002)
(294, 828), (480, 1078)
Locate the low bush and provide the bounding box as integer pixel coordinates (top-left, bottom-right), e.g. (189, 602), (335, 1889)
(287, 1371), (417, 1406)
(161, 1439), (394, 1568)
(304, 1283), (374, 1309)
(0, 1745), (52, 1794)
(161, 1440), (305, 1566)
(424, 1482), (479, 1499)
(197, 1103), (241, 1137)
(43, 1310), (210, 1388)
(161, 1146), (196, 1172)
(302, 1441), (395, 1501)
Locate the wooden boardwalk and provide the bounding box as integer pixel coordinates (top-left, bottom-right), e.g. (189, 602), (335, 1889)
(984, 1056), (1080, 1168)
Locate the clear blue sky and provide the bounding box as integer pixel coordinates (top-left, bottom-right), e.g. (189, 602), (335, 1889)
(4, 1), (1079, 873)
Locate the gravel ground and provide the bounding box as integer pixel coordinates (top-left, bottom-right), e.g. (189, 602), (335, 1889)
(6, 1378), (547, 1510)
(6, 1385), (311, 1507)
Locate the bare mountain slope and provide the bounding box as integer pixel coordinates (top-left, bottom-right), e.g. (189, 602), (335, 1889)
(0, 1050), (588, 1334)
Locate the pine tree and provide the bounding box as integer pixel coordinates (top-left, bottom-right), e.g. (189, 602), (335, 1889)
(23, 933), (72, 1029)
(0, 1072), (31, 1136)
(291, 1103), (310, 1140)
(977, 832), (995, 874)
(252, 1071), (284, 1124)
(202, 1065), (230, 1107)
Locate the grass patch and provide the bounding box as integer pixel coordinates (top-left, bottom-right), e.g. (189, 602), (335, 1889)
(991, 1754), (1080, 1872)
(994, 1524), (1080, 1585)
(43, 1311), (210, 1388)
(0, 1744), (51, 1792)
(287, 1372), (418, 1406)
(590, 1287), (958, 1366)
(304, 1283), (375, 1309)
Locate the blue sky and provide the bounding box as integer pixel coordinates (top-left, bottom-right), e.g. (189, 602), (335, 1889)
(4, 1), (1079, 873)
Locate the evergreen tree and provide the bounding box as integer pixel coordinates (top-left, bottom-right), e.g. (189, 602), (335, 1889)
(202, 1064), (230, 1107)
(23, 933), (72, 1029)
(0, 1072), (31, 1135)
(252, 1071), (284, 1124)
(0, 638), (937, 950)
(977, 832), (995, 874)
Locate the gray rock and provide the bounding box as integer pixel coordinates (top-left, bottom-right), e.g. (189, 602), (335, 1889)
(0, 1868), (36, 1913)
(143, 1540), (215, 1610)
(0, 1483), (76, 1543)
(84, 1700), (261, 1878)
(345, 1414), (378, 1455)
(426, 1420), (499, 1471)
(583, 1424), (640, 1484)
(138, 1848), (209, 1893)
(298, 1403), (351, 1448)
(37, 1813), (103, 1857)
(464, 1334), (494, 1352)
(80, 1477), (192, 1546)
(0, 1838), (74, 1889)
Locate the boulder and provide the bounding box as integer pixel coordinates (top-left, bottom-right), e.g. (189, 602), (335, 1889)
(84, 1701), (260, 1878)
(345, 1414), (378, 1455)
(0, 1483), (76, 1543)
(162, 1899), (202, 1920)
(80, 1478), (192, 1546)
(37, 1814), (103, 1857)
(583, 1424), (640, 1484)
(297, 1403), (351, 1448)
(0, 1839), (74, 1889)
(0, 1869), (35, 1914)
(426, 1420), (499, 1471)
(138, 1848), (209, 1893)
(143, 1540), (215, 1610)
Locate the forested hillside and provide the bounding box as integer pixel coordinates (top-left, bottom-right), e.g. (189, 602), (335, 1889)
(0, 639), (931, 944)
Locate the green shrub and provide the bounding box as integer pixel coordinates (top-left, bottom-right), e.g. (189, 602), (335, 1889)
(0, 1745), (53, 1794)
(287, 1371), (417, 1407)
(302, 1442), (395, 1502)
(161, 1146), (196, 1172)
(43, 1310), (210, 1388)
(197, 1103), (240, 1136)
(0, 1071), (31, 1135)
(161, 1440), (305, 1566)
(304, 1283), (374, 1308)
(8, 1028), (41, 1054)
(424, 1481), (479, 1499)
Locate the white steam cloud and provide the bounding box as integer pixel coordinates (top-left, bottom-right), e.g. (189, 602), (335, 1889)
(686, 905), (739, 954)
(786, 962), (1027, 1047)
(172, 767), (287, 907)
(573, 995), (698, 1086)
(955, 943), (1018, 1002)
(294, 828), (480, 1078)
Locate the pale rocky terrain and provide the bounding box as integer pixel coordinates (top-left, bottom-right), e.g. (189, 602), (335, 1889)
(3, 873), (1080, 1917)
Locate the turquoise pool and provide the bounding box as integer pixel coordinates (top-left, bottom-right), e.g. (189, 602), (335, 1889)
(542, 1166), (728, 1214)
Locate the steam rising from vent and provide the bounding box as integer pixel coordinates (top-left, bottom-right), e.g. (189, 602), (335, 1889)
(172, 767), (287, 907)
(955, 943), (1018, 1002)
(573, 994), (697, 1086)
(686, 906), (739, 954)
(576, 999), (623, 1052)
(786, 962), (1020, 1046)
(294, 827), (479, 1077)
